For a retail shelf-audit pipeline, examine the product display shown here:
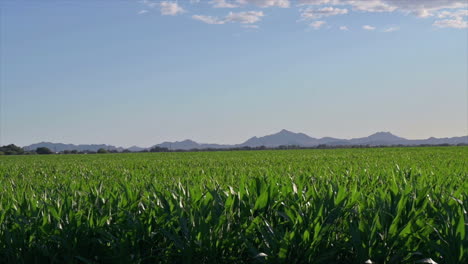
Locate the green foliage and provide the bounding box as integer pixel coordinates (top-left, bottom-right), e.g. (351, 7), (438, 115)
(149, 146), (169, 152)
(97, 148), (108, 154)
(0, 144), (24, 155)
(36, 147), (53, 155)
(0, 147), (466, 263)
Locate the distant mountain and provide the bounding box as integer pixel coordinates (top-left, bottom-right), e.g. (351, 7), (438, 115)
(24, 142), (123, 152)
(346, 132), (409, 146)
(153, 140), (231, 150)
(23, 131), (468, 152)
(239, 129), (319, 147)
(156, 140), (201, 150)
(154, 130), (467, 150)
(406, 136), (468, 145)
(127, 146), (146, 152)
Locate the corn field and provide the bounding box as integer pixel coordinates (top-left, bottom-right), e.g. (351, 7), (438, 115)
(0, 147), (467, 263)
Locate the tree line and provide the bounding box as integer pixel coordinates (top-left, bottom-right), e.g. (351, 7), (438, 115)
(1, 143), (466, 156)
(0, 144), (115, 155)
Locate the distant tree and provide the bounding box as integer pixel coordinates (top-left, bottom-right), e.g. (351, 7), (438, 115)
(63, 150), (71, 154)
(36, 147), (53, 155)
(150, 146), (169, 152)
(97, 148), (108, 154)
(71, 150), (78, 154)
(0, 144), (25, 155)
(122, 149), (131, 153)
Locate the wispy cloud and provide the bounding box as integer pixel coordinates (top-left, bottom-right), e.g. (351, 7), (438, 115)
(433, 18), (468, 28)
(433, 9), (468, 28)
(383, 26), (399, 32)
(211, 0), (239, 8)
(139, 0), (186, 16)
(137, 0), (468, 30)
(140, 0), (159, 9)
(242, 24), (259, 29)
(160, 1), (186, 16)
(297, 0), (466, 16)
(192, 15), (225, 24)
(226, 11), (264, 23)
(437, 9), (468, 19)
(193, 11), (264, 25)
(301, 7), (348, 20)
(237, 0), (290, 8)
(297, 0), (334, 5)
(388, 0), (466, 18)
(339, 25), (348, 31)
(310, 20), (326, 29)
(297, 0), (396, 12)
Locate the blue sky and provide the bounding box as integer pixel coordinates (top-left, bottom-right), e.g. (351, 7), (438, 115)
(1, 0), (467, 147)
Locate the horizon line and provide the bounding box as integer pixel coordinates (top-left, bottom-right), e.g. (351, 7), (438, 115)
(12, 129), (468, 149)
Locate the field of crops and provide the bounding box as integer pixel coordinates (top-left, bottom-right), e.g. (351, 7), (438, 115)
(0, 147), (467, 263)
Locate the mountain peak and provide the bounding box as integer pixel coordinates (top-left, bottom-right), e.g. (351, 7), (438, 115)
(239, 129), (316, 147)
(180, 139), (196, 143)
(22, 131), (467, 152)
(277, 129), (294, 134)
(368, 131), (400, 138)
(371, 131), (392, 135)
(352, 131), (407, 144)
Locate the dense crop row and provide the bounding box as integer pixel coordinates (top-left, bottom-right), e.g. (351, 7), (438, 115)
(0, 147), (467, 263)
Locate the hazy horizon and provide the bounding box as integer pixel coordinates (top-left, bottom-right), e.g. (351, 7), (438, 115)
(1, 0), (467, 147)
(13, 129), (468, 149)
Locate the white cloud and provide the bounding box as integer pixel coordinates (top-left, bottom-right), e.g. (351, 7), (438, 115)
(339, 25), (348, 30)
(192, 15), (225, 24)
(433, 5), (468, 29)
(310, 20), (326, 29)
(193, 11), (264, 25)
(362, 25), (376, 30)
(301, 7), (348, 20)
(349, 0), (396, 12)
(160, 1), (185, 16)
(298, 0), (340, 5)
(389, 0), (466, 17)
(383, 26), (399, 32)
(138, 0), (468, 31)
(297, 0), (396, 12)
(140, 0), (159, 8)
(211, 0), (239, 8)
(139, 1), (186, 16)
(437, 9), (468, 19)
(433, 18), (468, 28)
(236, 0), (290, 8)
(226, 11), (264, 23)
(242, 24), (260, 28)
(297, 0), (467, 18)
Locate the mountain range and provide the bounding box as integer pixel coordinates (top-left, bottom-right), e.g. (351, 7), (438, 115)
(23, 143), (125, 152)
(23, 130), (468, 152)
